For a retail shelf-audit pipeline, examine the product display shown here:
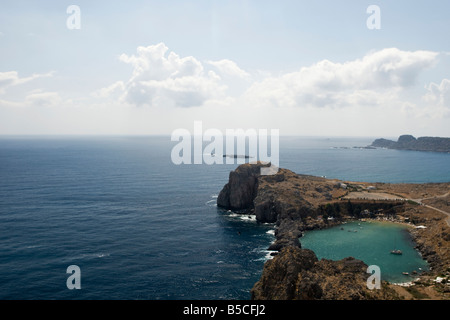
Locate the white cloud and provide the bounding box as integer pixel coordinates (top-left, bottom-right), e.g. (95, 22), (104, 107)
(243, 48), (438, 109)
(0, 71), (54, 94)
(25, 90), (63, 108)
(0, 71), (59, 109)
(116, 43), (227, 108)
(0, 98), (22, 108)
(422, 78), (450, 117)
(424, 78), (450, 106)
(206, 59), (251, 79)
(92, 81), (125, 99)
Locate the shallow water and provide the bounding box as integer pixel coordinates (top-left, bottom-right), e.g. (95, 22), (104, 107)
(300, 220), (429, 283)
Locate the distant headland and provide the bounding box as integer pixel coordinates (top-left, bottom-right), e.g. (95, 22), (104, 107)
(370, 135), (450, 153)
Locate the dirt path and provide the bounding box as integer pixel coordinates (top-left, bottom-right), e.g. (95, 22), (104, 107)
(344, 190), (450, 227)
(422, 204), (450, 227)
(343, 191), (405, 201)
(417, 192), (450, 202)
(410, 192), (450, 227)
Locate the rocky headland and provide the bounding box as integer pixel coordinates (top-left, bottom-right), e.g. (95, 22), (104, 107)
(370, 135), (450, 153)
(251, 247), (398, 300)
(217, 163), (450, 300)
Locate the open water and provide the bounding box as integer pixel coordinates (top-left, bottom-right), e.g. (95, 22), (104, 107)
(0, 136), (448, 299)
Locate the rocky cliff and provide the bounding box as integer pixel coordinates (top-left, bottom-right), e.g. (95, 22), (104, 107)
(218, 163), (347, 249)
(217, 163), (401, 251)
(217, 163), (450, 300)
(217, 162), (269, 211)
(371, 135), (450, 153)
(251, 247), (398, 300)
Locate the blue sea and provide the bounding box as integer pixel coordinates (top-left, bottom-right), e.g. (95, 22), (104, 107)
(0, 136), (449, 300)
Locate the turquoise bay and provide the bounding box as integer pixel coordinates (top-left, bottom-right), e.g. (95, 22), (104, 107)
(300, 221), (429, 284)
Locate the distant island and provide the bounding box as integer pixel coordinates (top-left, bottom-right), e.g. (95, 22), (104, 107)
(223, 154), (251, 159)
(370, 135), (450, 153)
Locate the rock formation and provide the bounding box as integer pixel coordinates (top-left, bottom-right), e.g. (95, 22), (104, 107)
(371, 135), (450, 153)
(217, 163), (450, 300)
(251, 247), (398, 300)
(217, 163), (400, 251)
(217, 162), (269, 211)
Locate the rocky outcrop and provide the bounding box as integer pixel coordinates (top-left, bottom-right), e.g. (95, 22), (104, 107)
(251, 247), (398, 300)
(217, 164), (411, 251)
(217, 164), (348, 250)
(371, 135), (450, 153)
(217, 162), (269, 211)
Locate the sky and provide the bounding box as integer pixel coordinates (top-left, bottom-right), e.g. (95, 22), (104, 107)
(0, 0), (449, 137)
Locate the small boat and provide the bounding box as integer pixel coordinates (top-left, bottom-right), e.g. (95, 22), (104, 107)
(390, 249), (403, 255)
(402, 272), (409, 275)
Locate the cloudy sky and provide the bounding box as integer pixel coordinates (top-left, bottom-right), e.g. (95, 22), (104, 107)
(0, 0), (449, 137)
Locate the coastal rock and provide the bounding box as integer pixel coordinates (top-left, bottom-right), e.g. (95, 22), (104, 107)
(251, 247), (397, 300)
(217, 162), (269, 210)
(217, 164), (346, 250)
(217, 164), (411, 251)
(254, 199), (278, 223)
(251, 247), (318, 300)
(218, 163), (450, 300)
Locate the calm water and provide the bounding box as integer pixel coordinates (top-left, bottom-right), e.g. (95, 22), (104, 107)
(300, 221), (429, 283)
(0, 136), (448, 299)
